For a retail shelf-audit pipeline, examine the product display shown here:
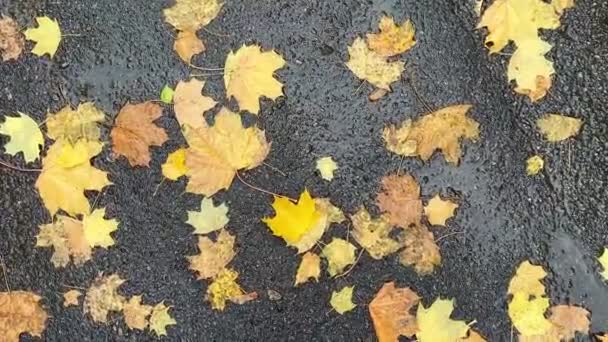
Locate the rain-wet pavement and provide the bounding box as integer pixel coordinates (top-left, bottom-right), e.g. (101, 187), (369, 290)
(1, 0), (608, 340)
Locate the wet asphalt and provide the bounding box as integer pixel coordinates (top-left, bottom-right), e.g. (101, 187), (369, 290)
(1, 0), (608, 341)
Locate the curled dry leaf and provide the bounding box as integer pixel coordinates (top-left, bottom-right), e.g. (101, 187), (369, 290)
(383, 104), (480, 165)
(369, 282), (420, 342)
(111, 101), (168, 167)
(173, 79), (216, 129)
(174, 30), (205, 63)
(63, 290), (81, 307)
(83, 274), (126, 323)
(188, 229), (235, 280)
(149, 302), (176, 336)
(346, 37), (404, 90)
(399, 224), (441, 275)
(376, 173), (422, 228)
(184, 107), (270, 196)
(0, 291), (48, 342)
(224, 44), (286, 114)
(536, 114), (582, 142)
(0, 17), (24, 61)
(206, 268), (245, 311)
(367, 15), (416, 57)
(294, 251), (321, 286)
(424, 195), (459, 226)
(322, 238), (357, 277)
(351, 207), (402, 259)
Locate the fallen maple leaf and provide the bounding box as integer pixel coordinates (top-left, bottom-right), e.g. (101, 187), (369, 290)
(24, 16), (61, 58)
(351, 207), (402, 259)
(83, 274), (126, 323)
(124, 296), (153, 330)
(83, 208), (119, 248)
(174, 30), (205, 63)
(537, 114), (582, 142)
(544, 305), (590, 340)
(188, 229), (235, 280)
(173, 79), (216, 128)
(322, 238), (357, 276)
(46, 102), (105, 143)
(186, 197), (229, 235)
(526, 155), (544, 176)
(184, 107), (270, 196)
(0, 112), (44, 163)
(264, 189), (321, 247)
(416, 298), (470, 342)
(0, 291), (48, 342)
(598, 248), (608, 280)
(399, 224), (441, 275)
(206, 268), (245, 311)
(294, 251), (321, 286)
(478, 0), (573, 101)
(36, 139), (110, 218)
(376, 173), (422, 228)
(164, 0), (222, 31)
(507, 261), (552, 337)
(383, 104), (480, 165)
(111, 101), (168, 167)
(316, 156), (338, 181)
(149, 302), (176, 336)
(0, 17), (24, 61)
(367, 16), (416, 57)
(424, 195), (458, 226)
(224, 44), (286, 114)
(369, 282), (420, 342)
(346, 37), (404, 90)
(162, 148), (188, 180)
(63, 290), (81, 307)
(330, 286), (356, 314)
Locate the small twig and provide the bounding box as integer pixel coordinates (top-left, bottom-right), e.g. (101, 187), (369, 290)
(189, 64), (224, 71)
(407, 73), (433, 113)
(435, 231), (464, 243)
(235, 171), (296, 201)
(153, 178), (166, 197)
(202, 27), (232, 37)
(335, 249), (364, 278)
(0, 253), (10, 292)
(91, 188), (106, 210)
(0, 159), (42, 172)
(190, 73), (224, 77)
(262, 162), (287, 177)
(62, 33), (83, 37)
(353, 81), (366, 95)
(61, 283), (87, 290)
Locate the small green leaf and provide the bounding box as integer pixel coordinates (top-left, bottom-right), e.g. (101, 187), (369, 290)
(160, 85), (175, 104)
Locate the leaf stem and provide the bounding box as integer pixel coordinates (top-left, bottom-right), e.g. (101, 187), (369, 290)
(235, 171), (296, 201)
(0, 159), (42, 172)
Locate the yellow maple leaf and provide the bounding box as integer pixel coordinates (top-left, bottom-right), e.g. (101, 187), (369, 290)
(351, 207), (402, 260)
(508, 261), (547, 296)
(0, 112), (44, 163)
(206, 268), (244, 311)
(162, 148), (188, 180)
(367, 16), (416, 57)
(294, 251), (321, 286)
(24, 16), (61, 58)
(507, 261), (552, 336)
(36, 140), (111, 216)
(0, 291), (48, 342)
(330, 286), (356, 314)
(123, 296), (152, 331)
(184, 107), (270, 196)
(536, 114), (582, 142)
(322, 238), (357, 277)
(416, 298), (470, 342)
(526, 155), (544, 176)
(46, 102), (105, 143)
(173, 79), (216, 128)
(36, 215), (91, 267)
(346, 37), (404, 90)
(316, 156), (338, 181)
(597, 248), (608, 280)
(478, 0), (572, 101)
(186, 197), (229, 234)
(149, 302), (176, 336)
(224, 44), (286, 114)
(83, 208), (118, 248)
(263, 189), (321, 246)
(383, 104), (480, 165)
(163, 0), (222, 31)
(83, 274), (126, 323)
(188, 229), (235, 280)
(63, 290), (81, 307)
(424, 195), (459, 226)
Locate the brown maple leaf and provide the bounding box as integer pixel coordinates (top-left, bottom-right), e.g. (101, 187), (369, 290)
(188, 229), (236, 280)
(111, 101), (168, 167)
(63, 290), (81, 307)
(174, 30), (205, 64)
(547, 305), (590, 340)
(369, 282), (419, 342)
(83, 274), (126, 323)
(36, 215), (91, 268)
(0, 291), (48, 342)
(376, 173), (422, 228)
(124, 295), (153, 330)
(399, 224), (441, 275)
(0, 17), (24, 61)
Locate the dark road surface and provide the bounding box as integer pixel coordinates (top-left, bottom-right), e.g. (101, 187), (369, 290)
(1, 0), (608, 340)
